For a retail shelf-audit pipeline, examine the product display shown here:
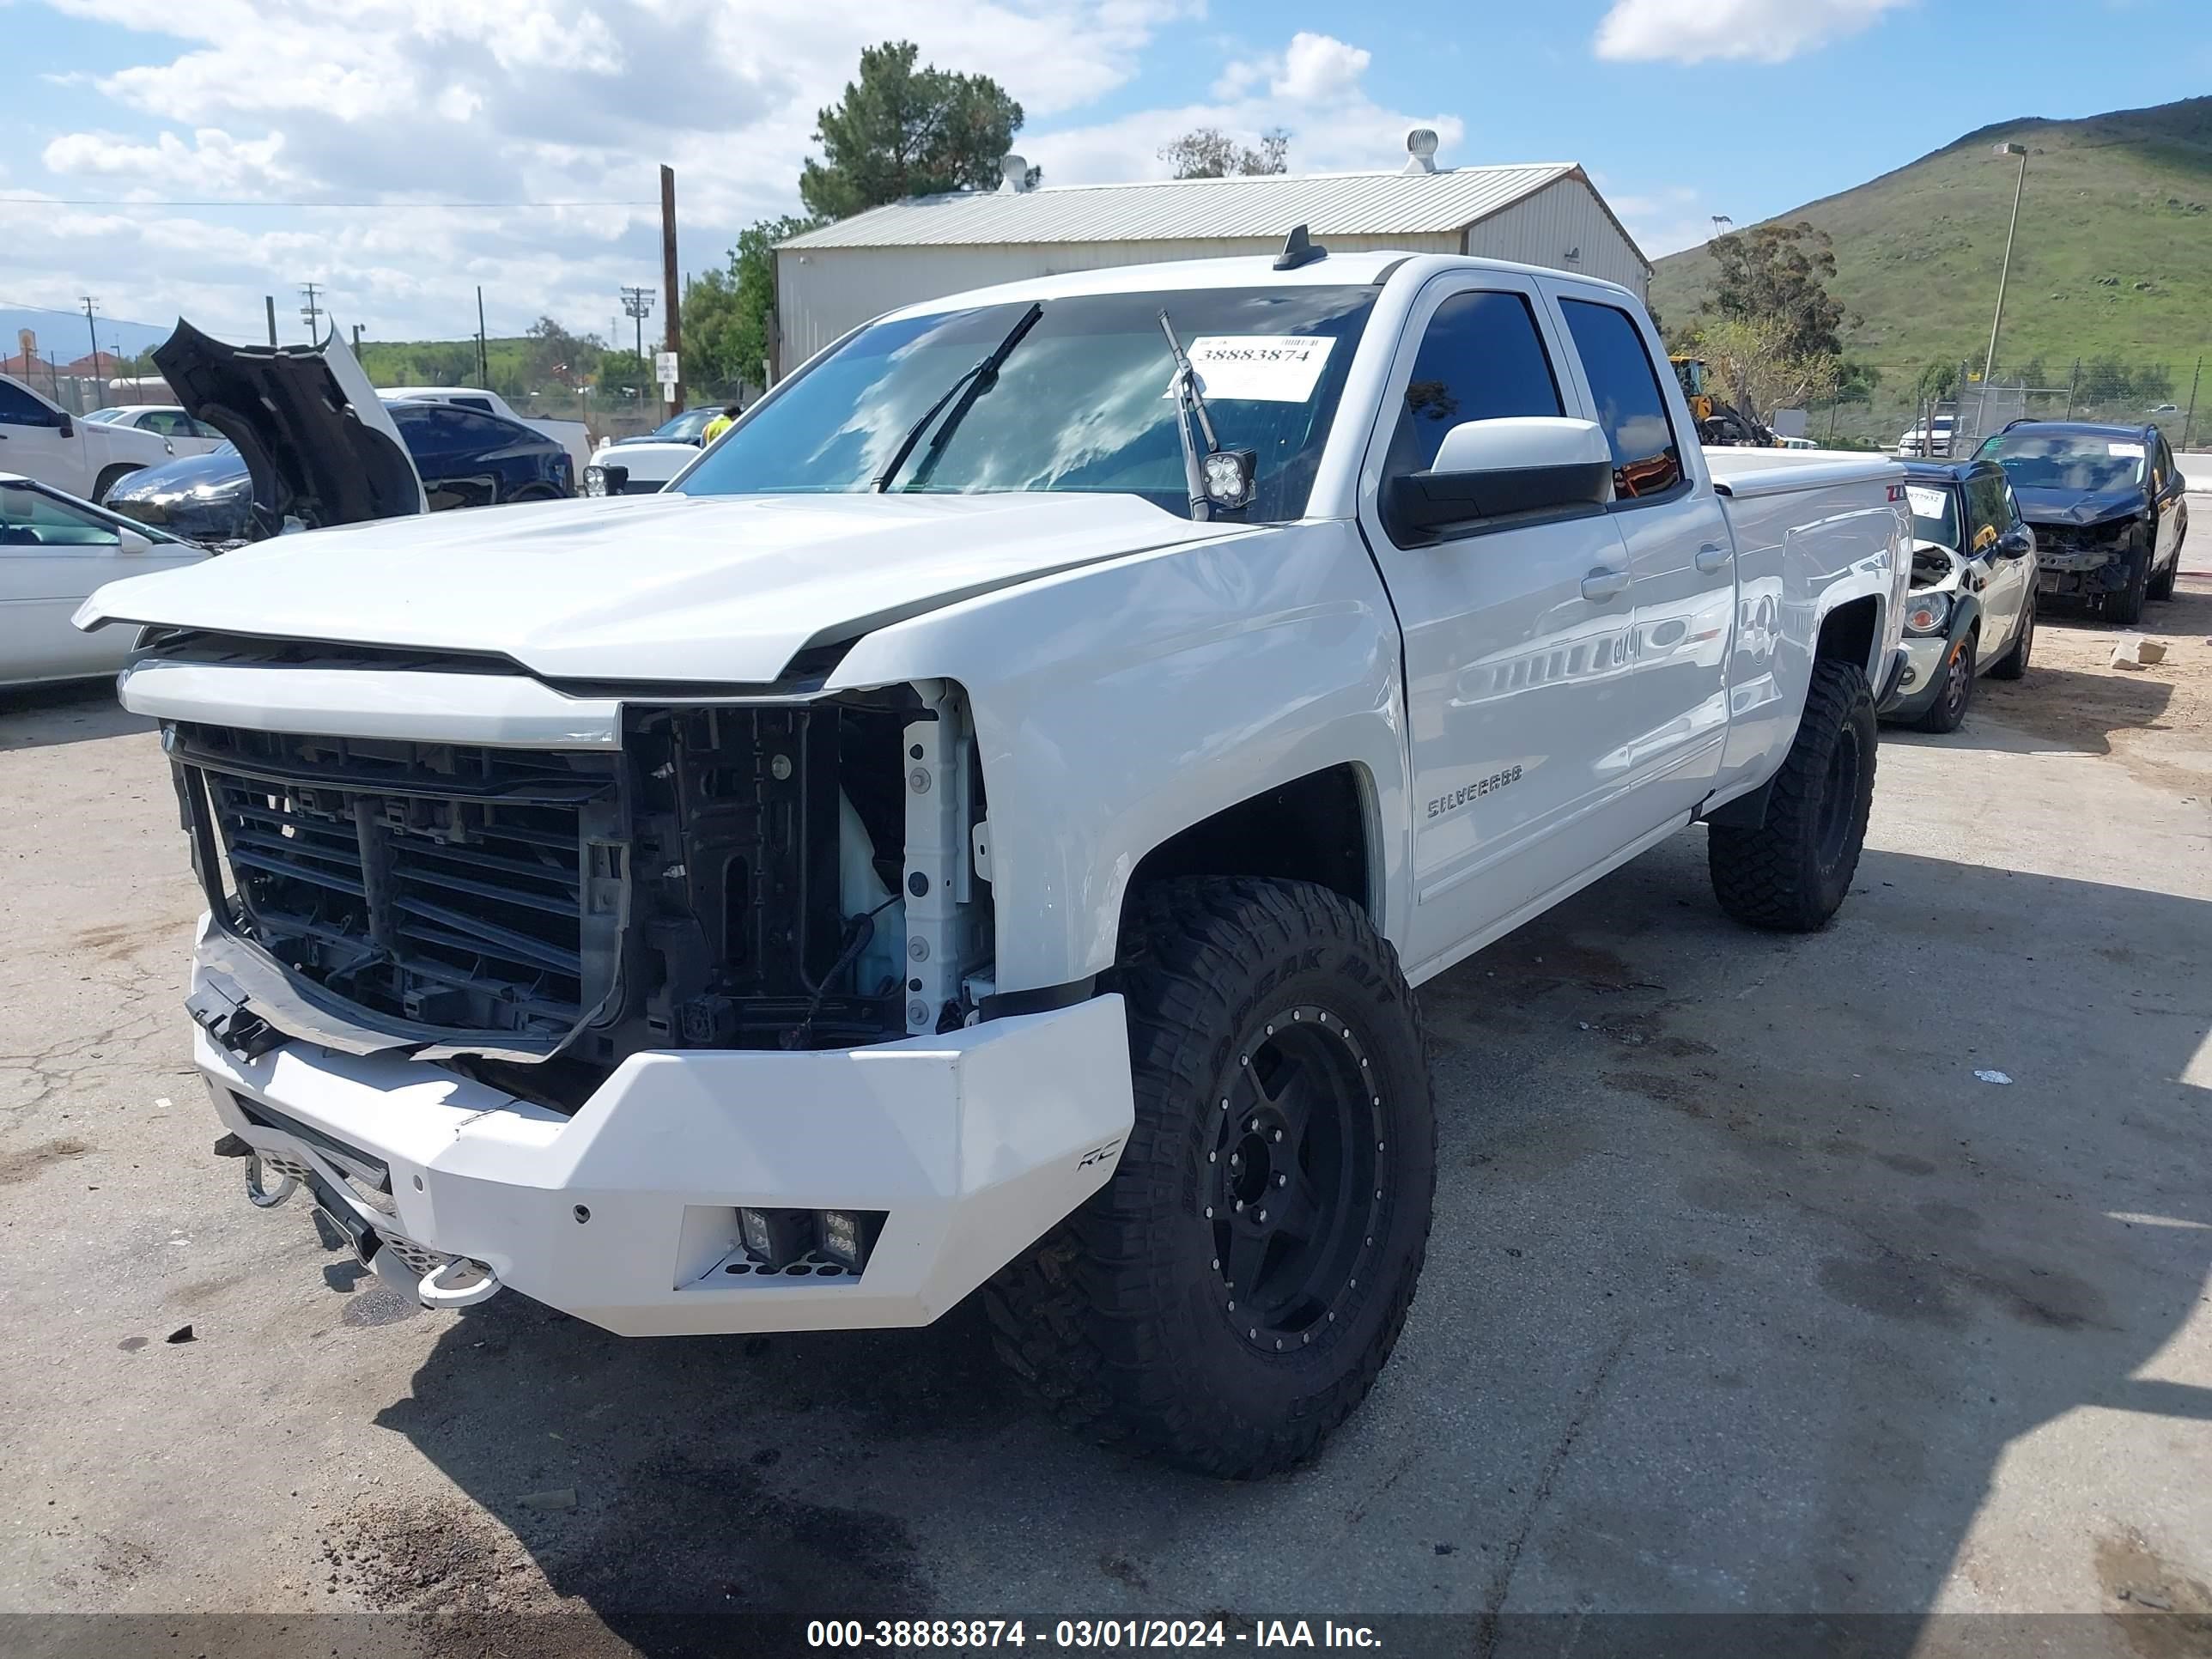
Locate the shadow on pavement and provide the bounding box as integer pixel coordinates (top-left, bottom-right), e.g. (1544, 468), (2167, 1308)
(0, 680), (147, 750)
(343, 840), (2210, 1656)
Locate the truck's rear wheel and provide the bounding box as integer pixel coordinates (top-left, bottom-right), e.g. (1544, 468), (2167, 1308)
(1706, 659), (1876, 932)
(984, 877), (1435, 1478)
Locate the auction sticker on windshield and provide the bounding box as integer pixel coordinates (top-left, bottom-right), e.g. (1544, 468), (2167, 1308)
(2108, 442), (2146, 458)
(1182, 336), (1335, 402)
(1906, 486), (1948, 520)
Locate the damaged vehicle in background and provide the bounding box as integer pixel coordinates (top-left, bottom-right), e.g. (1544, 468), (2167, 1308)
(107, 325), (572, 547)
(1879, 459), (2037, 733)
(1973, 419), (2189, 625)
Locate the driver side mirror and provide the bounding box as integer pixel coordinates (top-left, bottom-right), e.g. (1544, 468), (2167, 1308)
(58, 413), (75, 439)
(1996, 524), (2033, 559)
(1386, 416), (1614, 542)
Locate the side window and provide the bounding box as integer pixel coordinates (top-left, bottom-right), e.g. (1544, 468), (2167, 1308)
(143, 411), (183, 436)
(0, 380), (59, 428)
(0, 482), (121, 547)
(1384, 289), (1562, 480)
(1965, 473), (2008, 553)
(455, 397), (495, 413)
(1558, 299), (1685, 500)
(186, 417), (223, 441)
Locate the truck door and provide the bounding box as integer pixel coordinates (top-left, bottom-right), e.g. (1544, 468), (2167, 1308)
(1353, 274), (1644, 975)
(1548, 289), (1735, 817)
(0, 380), (89, 498)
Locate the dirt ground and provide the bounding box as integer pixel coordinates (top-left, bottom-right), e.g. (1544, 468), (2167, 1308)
(1, 583), (2208, 1658)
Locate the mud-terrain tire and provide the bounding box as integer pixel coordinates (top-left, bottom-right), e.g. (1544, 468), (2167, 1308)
(1915, 629), (1978, 732)
(983, 877), (1435, 1478)
(1707, 659), (1877, 933)
(2147, 555), (2176, 603)
(1988, 599), (2034, 680)
(2106, 544), (2150, 624)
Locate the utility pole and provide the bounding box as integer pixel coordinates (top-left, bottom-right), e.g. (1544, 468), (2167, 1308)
(620, 285), (655, 365)
(1984, 143), (2029, 382)
(475, 287), (489, 388)
(299, 281), (324, 343)
(660, 163), (683, 410)
(80, 296), (102, 388)
(264, 295), (278, 347)
(2065, 359), (2080, 422)
(352, 323), (363, 354)
(2185, 356), (2203, 452)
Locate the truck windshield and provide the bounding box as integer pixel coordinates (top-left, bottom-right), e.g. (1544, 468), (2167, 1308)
(675, 286), (1378, 521)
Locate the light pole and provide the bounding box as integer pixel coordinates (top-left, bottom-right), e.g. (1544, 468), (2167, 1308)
(1984, 143), (2028, 382)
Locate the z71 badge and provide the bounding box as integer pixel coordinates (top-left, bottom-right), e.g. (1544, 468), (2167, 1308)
(1429, 765), (1522, 819)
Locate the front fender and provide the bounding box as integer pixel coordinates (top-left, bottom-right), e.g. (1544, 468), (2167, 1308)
(828, 521), (1408, 994)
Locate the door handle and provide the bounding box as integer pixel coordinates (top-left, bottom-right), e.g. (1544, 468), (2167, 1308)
(1580, 568), (1631, 602)
(1694, 543), (1730, 574)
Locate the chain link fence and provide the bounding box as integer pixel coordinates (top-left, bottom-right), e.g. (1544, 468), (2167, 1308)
(1805, 356), (2208, 459)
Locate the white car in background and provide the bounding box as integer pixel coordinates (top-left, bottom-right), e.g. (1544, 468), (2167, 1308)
(583, 405), (723, 496)
(1899, 413), (1955, 458)
(0, 374), (177, 501)
(379, 386), (592, 479)
(84, 404), (230, 458)
(1, 471), (207, 688)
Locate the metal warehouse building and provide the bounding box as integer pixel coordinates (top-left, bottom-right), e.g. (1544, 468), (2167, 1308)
(770, 134), (1650, 378)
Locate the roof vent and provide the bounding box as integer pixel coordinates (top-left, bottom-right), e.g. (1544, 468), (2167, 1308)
(1000, 154), (1031, 193)
(1403, 128), (1440, 175)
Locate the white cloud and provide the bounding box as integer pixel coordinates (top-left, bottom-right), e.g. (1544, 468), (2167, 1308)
(1032, 31), (1461, 186)
(7, 0), (1199, 339)
(1593, 0), (1913, 64)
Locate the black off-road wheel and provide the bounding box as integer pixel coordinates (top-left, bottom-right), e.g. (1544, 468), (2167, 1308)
(1988, 599), (2033, 680)
(983, 877), (1436, 1479)
(1915, 629), (1978, 732)
(1707, 659), (1877, 933)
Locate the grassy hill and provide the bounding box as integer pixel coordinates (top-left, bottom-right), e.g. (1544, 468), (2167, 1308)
(1652, 96), (2212, 403)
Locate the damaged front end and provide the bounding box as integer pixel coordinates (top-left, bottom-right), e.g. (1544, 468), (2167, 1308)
(157, 646), (996, 1094)
(2027, 515), (2142, 598)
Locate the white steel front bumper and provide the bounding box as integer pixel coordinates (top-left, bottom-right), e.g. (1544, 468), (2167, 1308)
(197, 983), (1134, 1336)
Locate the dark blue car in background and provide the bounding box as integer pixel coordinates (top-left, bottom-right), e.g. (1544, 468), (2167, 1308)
(106, 398), (572, 547)
(1972, 420), (2189, 624)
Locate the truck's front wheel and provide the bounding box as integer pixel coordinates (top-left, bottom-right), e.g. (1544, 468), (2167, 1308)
(985, 877), (1435, 1478)
(1706, 659), (1876, 932)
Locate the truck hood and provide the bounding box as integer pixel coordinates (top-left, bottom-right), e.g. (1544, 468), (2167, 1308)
(77, 489), (1242, 684)
(2013, 484), (2143, 528)
(154, 320), (427, 538)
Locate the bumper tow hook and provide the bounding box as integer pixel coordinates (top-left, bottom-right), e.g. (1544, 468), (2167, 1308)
(416, 1257), (506, 1310)
(245, 1153), (299, 1209)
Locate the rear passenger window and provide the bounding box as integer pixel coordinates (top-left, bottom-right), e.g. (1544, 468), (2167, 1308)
(1384, 290), (1562, 480)
(1559, 300), (1684, 500)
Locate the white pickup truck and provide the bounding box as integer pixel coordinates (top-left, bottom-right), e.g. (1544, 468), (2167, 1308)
(1, 372), (177, 500)
(80, 246), (1908, 1476)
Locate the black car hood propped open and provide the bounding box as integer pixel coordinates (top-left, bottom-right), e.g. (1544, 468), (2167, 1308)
(153, 321), (427, 539)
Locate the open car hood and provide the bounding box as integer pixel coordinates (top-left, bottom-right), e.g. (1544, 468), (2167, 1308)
(2012, 484), (2143, 528)
(153, 321), (426, 538)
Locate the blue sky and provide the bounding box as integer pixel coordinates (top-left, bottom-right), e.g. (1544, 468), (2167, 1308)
(3, 0), (2207, 345)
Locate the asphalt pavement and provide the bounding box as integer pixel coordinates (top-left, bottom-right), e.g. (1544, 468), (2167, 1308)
(2, 589), (2209, 1658)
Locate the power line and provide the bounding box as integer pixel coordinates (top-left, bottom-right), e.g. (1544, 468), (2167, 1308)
(0, 196), (654, 209)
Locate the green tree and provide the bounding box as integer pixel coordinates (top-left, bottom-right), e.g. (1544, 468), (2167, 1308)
(799, 40), (1024, 221)
(684, 214), (819, 394)
(596, 351), (649, 397)
(2081, 356), (2133, 402)
(1701, 221), (1845, 362)
(1158, 127), (1291, 179)
(522, 315), (602, 392)
(1917, 360), (1960, 402)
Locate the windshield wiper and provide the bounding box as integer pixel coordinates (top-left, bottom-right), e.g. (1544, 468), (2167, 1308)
(1157, 309), (1221, 523)
(875, 301), (1044, 493)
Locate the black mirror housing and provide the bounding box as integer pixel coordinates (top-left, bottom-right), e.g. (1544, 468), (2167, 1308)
(1996, 526), (2033, 559)
(1387, 459), (1613, 541)
(58, 413), (75, 438)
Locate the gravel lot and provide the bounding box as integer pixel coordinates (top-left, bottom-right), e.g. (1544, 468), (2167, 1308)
(3, 585), (2209, 1656)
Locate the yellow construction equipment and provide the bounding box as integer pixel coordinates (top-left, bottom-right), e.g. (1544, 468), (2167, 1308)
(1670, 356), (1771, 447)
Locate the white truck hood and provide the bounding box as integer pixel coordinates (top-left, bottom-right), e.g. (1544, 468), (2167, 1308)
(77, 489), (1242, 684)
